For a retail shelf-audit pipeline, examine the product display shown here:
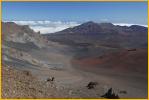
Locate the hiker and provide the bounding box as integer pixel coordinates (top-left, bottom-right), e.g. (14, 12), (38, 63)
(51, 77), (54, 81)
(119, 90), (127, 94)
(86, 82), (98, 89)
(46, 77), (55, 82)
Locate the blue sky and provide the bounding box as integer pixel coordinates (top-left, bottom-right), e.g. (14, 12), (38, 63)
(2, 2), (148, 25)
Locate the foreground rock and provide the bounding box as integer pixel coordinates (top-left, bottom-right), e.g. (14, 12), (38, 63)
(2, 65), (65, 98)
(101, 88), (120, 99)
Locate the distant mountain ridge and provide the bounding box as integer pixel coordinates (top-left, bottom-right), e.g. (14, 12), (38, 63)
(44, 21), (147, 48)
(51, 21), (147, 35)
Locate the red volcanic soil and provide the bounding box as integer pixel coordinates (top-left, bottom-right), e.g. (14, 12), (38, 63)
(72, 48), (147, 74)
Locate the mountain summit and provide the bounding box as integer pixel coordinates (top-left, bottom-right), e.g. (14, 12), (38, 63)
(53, 21), (115, 35)
(45, 21), (147, 48)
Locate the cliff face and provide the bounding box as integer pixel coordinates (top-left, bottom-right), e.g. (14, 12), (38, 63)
(2, 22), (48, 48)
(2, 22), (72, 72)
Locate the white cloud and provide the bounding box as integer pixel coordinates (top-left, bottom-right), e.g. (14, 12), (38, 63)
(30, 25), (71, 34)
(8, 20), (80, 34)
(113, 23), (148, 27)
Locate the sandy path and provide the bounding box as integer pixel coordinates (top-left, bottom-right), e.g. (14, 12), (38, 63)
(18, 49), (147, 98)
(71, 64), (148, 98)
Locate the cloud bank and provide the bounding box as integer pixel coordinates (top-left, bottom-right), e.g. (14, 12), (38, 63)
(113, 23), (148, 27)
(5, 21), (147, 34)
(10, 21), (80, 34)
